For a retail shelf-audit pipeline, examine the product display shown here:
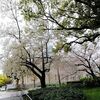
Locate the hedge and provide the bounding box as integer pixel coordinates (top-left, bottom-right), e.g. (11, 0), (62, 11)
(27, 86), (86, 100)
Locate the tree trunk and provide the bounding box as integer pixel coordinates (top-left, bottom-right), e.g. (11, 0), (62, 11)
(16, 78), (20, 89)
(21, 75), (25, 88)
(33, 79), (35, 88)
(40, 72), (46, 88)
(89, 68), (97, 80)
(48, 73), (51, 84)
(57, 66), (61, 86)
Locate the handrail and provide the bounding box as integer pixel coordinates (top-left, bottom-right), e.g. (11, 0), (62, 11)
(24, 93), (32, 100)
(20, 89), (32, 100)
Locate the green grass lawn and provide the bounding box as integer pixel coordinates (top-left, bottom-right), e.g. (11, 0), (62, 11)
(83, 87), (100, 100)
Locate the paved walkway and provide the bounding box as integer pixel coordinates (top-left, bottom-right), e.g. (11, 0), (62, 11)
(0, 91), (27, 100)
(0, 96), (23, 100)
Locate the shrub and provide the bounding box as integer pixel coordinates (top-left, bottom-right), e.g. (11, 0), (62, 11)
(47, 84), (59, 87)
(0, 74), (12, 87)
(67, 81), (84, 88)
(80, 77), (100, 87)
(28, 86), (86, 100)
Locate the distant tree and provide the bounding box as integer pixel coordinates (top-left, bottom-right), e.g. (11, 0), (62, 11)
(73, 42), (100, 79)
(0, 0), (53, 88)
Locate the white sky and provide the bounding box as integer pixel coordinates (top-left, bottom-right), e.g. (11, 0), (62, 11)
(0, 70), (3, 74)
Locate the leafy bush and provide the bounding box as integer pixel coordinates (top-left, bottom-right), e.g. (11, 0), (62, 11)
(80, 77), (100, 87)
(67, 81), (84, 89)
(47, 84), (59, 87)
(0, 74), (12, 87)
(28, 87), (86, 100)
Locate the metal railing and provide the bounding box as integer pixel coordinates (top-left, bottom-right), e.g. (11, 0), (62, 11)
(21, 90), (32, 100)
(24, 94), (32, 100)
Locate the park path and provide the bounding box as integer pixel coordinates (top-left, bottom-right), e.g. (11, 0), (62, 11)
(0, 96), (23, 100)
(0, 91), (27, 100)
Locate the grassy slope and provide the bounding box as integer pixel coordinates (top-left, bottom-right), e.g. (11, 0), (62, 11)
(83, 87), (100, 100)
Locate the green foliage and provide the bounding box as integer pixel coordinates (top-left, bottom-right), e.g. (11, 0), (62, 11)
(19, 0), (100, 47)
(80, 77), (93, 82)
(83, 87), (100, 100)
(20, 0), (44, 21)
(47, 84), (59, 87)
(64, 44), (71, 52)
(80, 77), (100, 87)
(0, 74), (12, 87)
(52, 41), (71, 53)
(52, 42), (63, 53)
(28, 87), (85, 100)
